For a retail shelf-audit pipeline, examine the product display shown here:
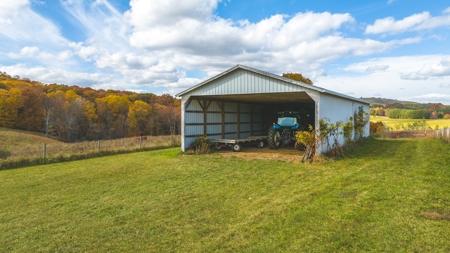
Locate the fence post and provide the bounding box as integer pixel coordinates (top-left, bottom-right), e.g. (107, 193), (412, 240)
(98, 140), (100, 152)
(43, 144), (47, 160)
(140, 136), (142, 149)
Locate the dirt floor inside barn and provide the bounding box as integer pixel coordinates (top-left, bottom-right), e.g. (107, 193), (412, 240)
(215, 146), (305, 162)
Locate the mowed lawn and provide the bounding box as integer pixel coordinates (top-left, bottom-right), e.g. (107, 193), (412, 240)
(1, 138), (450, 252)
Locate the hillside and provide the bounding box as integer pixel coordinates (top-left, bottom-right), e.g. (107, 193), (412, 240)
(0, 71), (181, 142)
(0, 127), (61, 147)
(1, 138), (450, 252)
(0, 127), (179, 164)
(361, 97), (419, 105)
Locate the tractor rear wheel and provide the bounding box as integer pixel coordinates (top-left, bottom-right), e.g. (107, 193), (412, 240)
(268, 127), (281, 149)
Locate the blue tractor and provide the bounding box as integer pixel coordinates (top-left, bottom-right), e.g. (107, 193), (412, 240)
(267, 111), (304, 150)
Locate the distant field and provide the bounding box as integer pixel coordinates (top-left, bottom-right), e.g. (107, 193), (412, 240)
(370, 116), (450, 129)
(1, 138), (450, 252)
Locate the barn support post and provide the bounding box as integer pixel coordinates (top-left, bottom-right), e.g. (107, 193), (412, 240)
(304, 91), (321, 152)
(218, 101), (225, 139)
(305, 91), (320, 132)
(250, 105), (254, 136)
(180, 95), (190, 152)
(262, 105), (268, 135)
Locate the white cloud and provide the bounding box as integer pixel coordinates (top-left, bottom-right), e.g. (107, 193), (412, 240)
(0, 2), (68, 49)
(400, 72), (430, 80)
(402, 93), (450, 103)
(7, 46), (74, 62)
(366, 65), (389, 72)
(1, 0), (449, 102)
(366, 12), (430, 35)
(124, 0), (420, 86)
(7, 46), (39, 58)
(317, 55), (450, 102)
(0, 0), (28, 24)
(366, 9), (450, 35)
(128, 8), (356, 57)
(0, 64), (113, 86)
(401, 56), (450, 80)
(417, 62), (450, 76)
(126, 0), (220, 28)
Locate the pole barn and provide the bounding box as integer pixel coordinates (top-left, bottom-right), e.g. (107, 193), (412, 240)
(176, 65), (370, 153)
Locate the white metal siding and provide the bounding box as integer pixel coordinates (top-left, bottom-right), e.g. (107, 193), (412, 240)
(319, 93), (355, 124)
(185, 125), (203, 136)
(206, 113), (221, 123)
(185, 113), (203, 124)
(318, 93), (370, 152)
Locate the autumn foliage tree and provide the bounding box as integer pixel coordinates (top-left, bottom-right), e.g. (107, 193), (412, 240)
(0, 88), (21, 128)
(128, 100), (152, 136)
(0, 71), (181, 142)
(282, 72), (313, 84)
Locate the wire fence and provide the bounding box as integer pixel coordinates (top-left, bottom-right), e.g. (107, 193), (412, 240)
(1, 135), (181, 164)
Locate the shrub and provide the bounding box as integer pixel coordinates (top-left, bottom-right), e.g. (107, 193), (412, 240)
(342, 118), (354, 145)
(0, 148), (11, 159)
(354, 106), (370, 140)
(188, 135), (215, 154)
(295, 125), (319, 163)
(370, 121), (384, 133)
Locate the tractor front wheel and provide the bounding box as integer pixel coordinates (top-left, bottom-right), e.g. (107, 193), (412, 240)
(268, 127), (281, 150)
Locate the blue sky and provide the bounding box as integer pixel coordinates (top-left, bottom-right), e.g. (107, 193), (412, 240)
(1, 0), (450, 103)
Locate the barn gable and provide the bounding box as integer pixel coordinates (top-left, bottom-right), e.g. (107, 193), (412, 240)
(177, 65), (323, 98)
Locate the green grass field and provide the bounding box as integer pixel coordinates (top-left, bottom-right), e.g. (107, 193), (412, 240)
(1, 138), (450, 252)
(371, 116), (450, 129)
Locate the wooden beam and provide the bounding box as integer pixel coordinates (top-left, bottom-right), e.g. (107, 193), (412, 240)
(200, 100), (211, 135)
(237, 103), (241, 139)
(250, 105), (254, 136)
(184, 99), (192, 111)
(262, 106), (267, 135)
(197, 99), (204, 111)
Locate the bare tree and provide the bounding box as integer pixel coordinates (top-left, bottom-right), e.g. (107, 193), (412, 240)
(42, 94), (53, 138)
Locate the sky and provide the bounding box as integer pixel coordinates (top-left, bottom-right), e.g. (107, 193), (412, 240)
(1, 0), (450, 104)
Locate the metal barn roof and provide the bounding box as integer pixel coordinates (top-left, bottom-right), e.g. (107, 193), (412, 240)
(176, 64), (369, 105)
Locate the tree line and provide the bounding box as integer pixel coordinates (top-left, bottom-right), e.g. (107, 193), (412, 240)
(0, 72), (180, 142)
(370, 102), (450, 119)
